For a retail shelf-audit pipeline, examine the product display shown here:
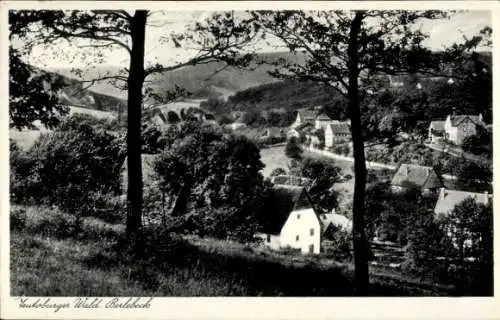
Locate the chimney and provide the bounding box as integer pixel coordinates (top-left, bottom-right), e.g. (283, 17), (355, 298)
(484, 191), (489, 203)
(479, 113), (483, 123)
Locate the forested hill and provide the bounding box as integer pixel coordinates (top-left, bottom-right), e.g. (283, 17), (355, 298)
(47, 50), (490, 114)
(35, 68), (127, 112)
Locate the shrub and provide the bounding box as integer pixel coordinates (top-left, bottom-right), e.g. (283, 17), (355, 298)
(10, 207), (27, 231)
(11, 114), (123, 216)
(285, 137), (302, 159)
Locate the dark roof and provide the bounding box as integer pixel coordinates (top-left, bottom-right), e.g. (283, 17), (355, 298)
(328, 122), (350, 135)
(271, 175), (314, 188)
(315, 113), (332, 121)
(391, 164), (443, 190)
(257, 185), (313, 234)
(298, 110), (317, 121)
(449, 115), (482, 127)
(429, 121), (445, 132)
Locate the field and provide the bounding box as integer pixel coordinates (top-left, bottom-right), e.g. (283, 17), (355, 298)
(10, 204), (457, 296)
(260, 145), (291, 177)
(9, 106), (116, 150)
(68, 106), (116, 119)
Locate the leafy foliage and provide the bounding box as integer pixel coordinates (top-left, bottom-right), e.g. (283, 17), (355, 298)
(10, 114), (124, 216)
(285, 137), (303, 160)
(154, 121), (268, 241)
(300, 158), (341, 212)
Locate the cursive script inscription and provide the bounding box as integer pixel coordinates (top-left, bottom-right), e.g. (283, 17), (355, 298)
(17, 297), (70, 313)
(74, 297), (103, 308)
(105, 297), (153, 308)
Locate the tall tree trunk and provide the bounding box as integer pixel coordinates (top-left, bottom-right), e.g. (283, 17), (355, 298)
(126, 11), (147, 242)
(348, 11), (370, 295)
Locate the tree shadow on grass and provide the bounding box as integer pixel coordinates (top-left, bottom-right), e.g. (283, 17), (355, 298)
(81, 231), (456, 296)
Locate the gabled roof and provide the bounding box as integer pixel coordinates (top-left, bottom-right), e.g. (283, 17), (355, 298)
(449, 115), (483, 127)
(271, 175), (314, 188)
(257, 185), (313, 234)
(297, 110), (317, 121)
(327, 122), (350, 135)
(319, 213), (352, 233)
(263, 127), (284, 137)
(391, 163), (443, 190)
(434, 188), (492, 216)
(429, 121), (445, 132)
(315, 113), (332, 121)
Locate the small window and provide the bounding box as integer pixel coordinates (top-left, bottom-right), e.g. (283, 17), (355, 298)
(296, 235), (299, 241)
(267, 234), (271, 242)
(297, 214), (301, 219)
(310, 228), (314, 236)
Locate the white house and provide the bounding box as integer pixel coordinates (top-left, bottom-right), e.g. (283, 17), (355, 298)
(315, 113), (333, 130)
(325, 121), (351, 147)
(292, 109), (317, 128)
(434, 187), (492, 248)
(434, 188), (491, 217)
(255, 185), (322, 254)
(442, 114), (484, 145)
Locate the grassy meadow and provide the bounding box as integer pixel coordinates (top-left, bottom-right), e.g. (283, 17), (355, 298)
(10, 204), (458, 297)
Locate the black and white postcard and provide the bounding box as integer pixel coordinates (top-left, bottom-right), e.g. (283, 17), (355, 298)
(1, 1), (498, 319)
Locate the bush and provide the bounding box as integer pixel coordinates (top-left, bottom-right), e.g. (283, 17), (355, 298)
(10, 207), (27, 231)
(285, 137), (302, 159)
(11, 114), (123, 217)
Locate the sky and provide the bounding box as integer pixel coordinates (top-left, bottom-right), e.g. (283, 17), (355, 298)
(22, 10), (492, 70)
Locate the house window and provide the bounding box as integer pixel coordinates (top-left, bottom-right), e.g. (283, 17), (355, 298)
(296, 235), (299, 241)
(297, 214), (301, 219)
(267, 234), (271, 242)
(310, 228), (314, 236)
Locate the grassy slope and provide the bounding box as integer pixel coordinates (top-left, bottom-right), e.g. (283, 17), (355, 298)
(10, 204), (456, 297)
(9, 106), (117, 151)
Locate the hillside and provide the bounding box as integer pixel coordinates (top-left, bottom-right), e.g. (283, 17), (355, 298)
(49, 51), (308, 102)
(47, 50), (491, 116)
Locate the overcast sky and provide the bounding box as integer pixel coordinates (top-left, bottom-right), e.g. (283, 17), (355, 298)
(23, 10), (491, 70)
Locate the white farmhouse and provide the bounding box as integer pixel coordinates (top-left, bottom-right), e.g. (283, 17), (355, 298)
(325, 121), (351, 147)
(255, 185), (321, 254)
(315, 113), (333, 130)
(434, 188), (491, 217)
(430, 114), (485, 145)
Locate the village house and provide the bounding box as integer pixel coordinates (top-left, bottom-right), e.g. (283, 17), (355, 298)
(434, 187), (492, 248)
(256, 182), (353, 255)
(390, 163), (444, 193)
(429, 114), (485, 145)
(270, 175), (314, 188)
(259, 127), (285, 142)
(287, 123), (313, 141)
(315, 113), (334, 130)
(292, 109), (318, 128)
(255, 185), (322, 254)
(434, 188), (492, 217)
(325, 121), (351, 147)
